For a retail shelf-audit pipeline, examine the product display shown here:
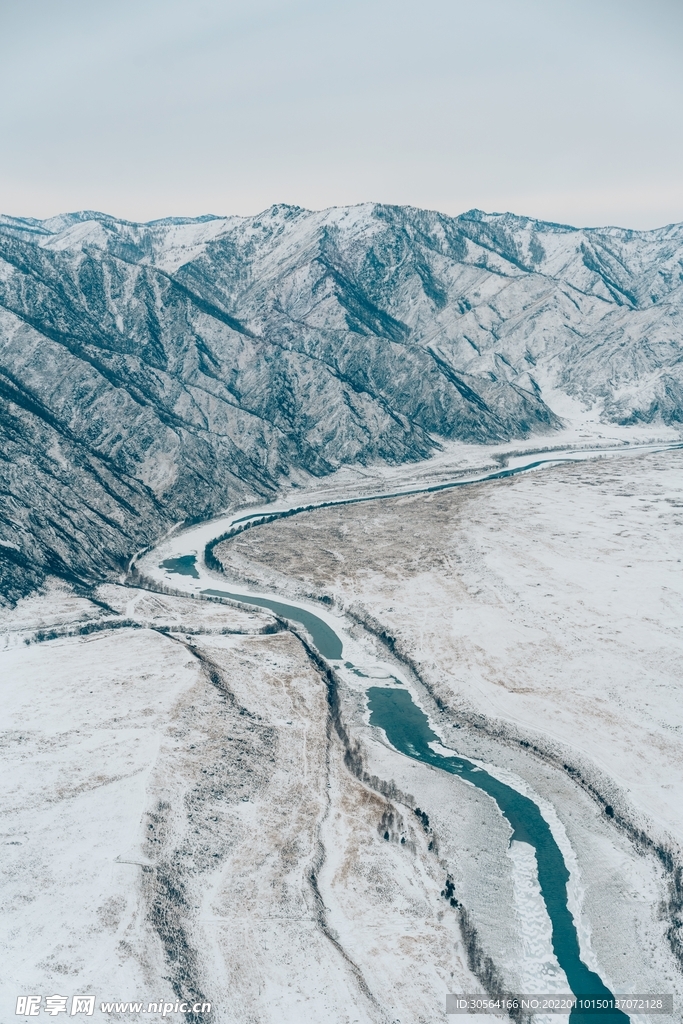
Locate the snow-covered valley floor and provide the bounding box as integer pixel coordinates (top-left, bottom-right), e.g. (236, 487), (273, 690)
(211, 444), (683, 1018)
(1, 588), (500, 1022)
(2, 437), (683, 1023)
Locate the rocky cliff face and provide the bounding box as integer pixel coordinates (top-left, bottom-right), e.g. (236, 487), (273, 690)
(1, 204), (682, 601)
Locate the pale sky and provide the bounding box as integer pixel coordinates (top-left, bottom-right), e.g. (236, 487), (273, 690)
(1, 0), (682, 228)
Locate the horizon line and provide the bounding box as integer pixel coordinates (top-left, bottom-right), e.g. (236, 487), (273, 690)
(2, 202), (683, 236)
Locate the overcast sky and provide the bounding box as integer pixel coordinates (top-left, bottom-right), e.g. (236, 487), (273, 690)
(1, 0), (682, 228)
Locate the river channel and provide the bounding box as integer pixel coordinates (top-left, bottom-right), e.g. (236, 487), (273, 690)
(155, 443), (683, 1020)
(161, 563), (628, 1021)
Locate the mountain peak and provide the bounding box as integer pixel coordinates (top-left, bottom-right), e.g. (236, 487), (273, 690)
(0, 202), (681, 603)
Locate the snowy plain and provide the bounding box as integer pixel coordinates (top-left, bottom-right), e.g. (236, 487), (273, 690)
(208, 432), (683, 1019)
(2, 428), (683, 1022)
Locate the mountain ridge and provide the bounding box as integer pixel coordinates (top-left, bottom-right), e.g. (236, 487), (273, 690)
(1, 202), (682, 603)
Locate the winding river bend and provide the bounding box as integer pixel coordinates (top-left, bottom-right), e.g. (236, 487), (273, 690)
(166, 569), (628, 1022)
(151, 442), (683, 1020)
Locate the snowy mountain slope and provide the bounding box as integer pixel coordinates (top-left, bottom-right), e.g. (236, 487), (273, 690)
(1, 203), (682, 602)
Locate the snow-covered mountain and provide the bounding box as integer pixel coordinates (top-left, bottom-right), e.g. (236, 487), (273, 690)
(1, 203), (682, 601)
